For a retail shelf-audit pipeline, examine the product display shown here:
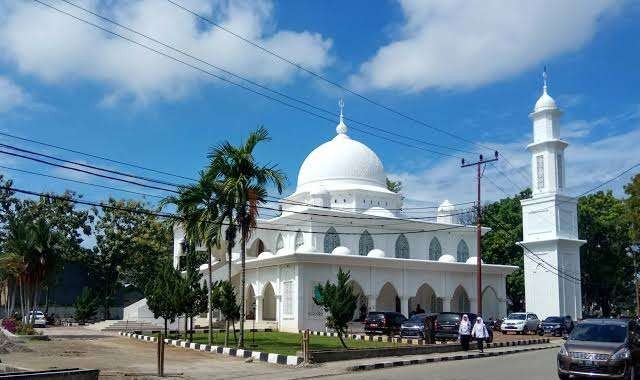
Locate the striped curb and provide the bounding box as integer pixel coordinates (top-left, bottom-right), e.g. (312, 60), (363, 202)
(349, 345), (557, 371)
(300, 330), (549, 347)
(119, 332), (302, 366)
(127, 328), (274, 334)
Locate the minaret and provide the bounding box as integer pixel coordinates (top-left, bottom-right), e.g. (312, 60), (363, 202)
(519, 70), (585, 319)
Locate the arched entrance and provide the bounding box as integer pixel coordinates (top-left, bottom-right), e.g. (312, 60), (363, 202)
(262, 282), (277, 321)
(248, 239), (266, 257)
(246, 285), (256, 320)
(376, 282), (400, 312)
(409, 283), (436, 314)
(482, 286), (500, 320)
(349, 280), (367, 321)
(451, 285), (470, 313)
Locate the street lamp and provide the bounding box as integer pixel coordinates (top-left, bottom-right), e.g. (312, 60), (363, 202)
(626, 244), (640, 317)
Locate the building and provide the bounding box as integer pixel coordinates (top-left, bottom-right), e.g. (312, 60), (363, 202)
(169, 106), (517, 333)
(519, 71), (585, 320)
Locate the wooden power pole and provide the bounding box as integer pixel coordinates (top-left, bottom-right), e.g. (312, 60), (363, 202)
(461, 151), (499, 316)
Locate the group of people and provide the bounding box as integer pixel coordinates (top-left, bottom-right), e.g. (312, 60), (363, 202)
(458, 314), (489, 352)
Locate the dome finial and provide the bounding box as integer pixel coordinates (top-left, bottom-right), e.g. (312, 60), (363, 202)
(542, 66), (548, 94)
(336, 98), (348, 135)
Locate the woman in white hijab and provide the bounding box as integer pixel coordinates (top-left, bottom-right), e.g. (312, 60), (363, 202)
(472, 317), (489, 352)
(458, 314), (471, 351)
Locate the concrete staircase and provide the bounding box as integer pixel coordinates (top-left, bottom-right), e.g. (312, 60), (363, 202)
(88, 320), (163, 332)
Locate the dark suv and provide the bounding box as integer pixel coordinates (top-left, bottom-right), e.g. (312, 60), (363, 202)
(364, 311), (406, 336)
(557, 319), (640, 379)
(434, 312), (493, 343)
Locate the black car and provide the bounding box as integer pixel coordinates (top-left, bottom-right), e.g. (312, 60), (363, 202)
(540, 316), (569, 336)
(364, 311), (406, 336)
(400, 313), (438, 338)
(433, 312), (493, 342)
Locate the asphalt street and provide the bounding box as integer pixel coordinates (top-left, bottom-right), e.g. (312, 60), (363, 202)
(320, 347), (560, 380)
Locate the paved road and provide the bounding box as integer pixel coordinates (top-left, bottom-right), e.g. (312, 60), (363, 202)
(318, 348), (559, 380)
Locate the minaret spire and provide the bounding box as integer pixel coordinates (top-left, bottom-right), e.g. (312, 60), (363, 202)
(542, 66), (548, 94)
(336, 98), (348, 135)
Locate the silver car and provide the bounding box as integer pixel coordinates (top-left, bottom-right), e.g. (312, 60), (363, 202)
(501, 312), (540, 334)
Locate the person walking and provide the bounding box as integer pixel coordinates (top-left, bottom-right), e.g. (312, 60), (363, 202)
(458, 314), (471, 351)
(472, 317), (489, 352)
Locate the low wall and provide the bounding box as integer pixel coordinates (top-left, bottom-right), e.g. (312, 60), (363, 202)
(0, 368), (99, 379)
(308, 338), (550, 363)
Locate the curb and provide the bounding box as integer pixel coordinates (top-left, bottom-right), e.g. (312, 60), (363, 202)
(300, 330), (549, 347)
(119, 332), (302, 366)
(349, 345), (556, 371)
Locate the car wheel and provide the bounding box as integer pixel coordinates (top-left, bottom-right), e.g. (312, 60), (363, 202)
(523, 326), (529, 335)
(558, 374), (570, 380)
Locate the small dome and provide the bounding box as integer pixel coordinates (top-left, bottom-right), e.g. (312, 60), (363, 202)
(364, 206), (396, 218)
(438, 254), (456, 263)
(276, 248), (294, 255)
(438, 199), (454, 212)
(257, 251), (274, 259)
(295, 244), (314, 253)
(534, 91), (557, 112)
(332, 246), (351, 255)
(465, 256), (484, 264)
(367, 249), (385, 258)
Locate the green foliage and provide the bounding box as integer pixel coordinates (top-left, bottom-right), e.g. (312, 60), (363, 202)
(481, 189), (531, 311)
(145, 258), (184, 335)
(625, 173), (640, 242)
(74, 287), (98, 323)
(179, 247), (207, 338)
(313, 268), (358, 348)
(385, 177), (403, 193)
(211, 280), (240, 322)
(579, 190), (633, 316)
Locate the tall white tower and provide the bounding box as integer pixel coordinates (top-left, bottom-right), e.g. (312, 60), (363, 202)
(519, 71), (585, 319)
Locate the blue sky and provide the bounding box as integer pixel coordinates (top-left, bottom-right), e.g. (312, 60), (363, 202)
(0, 0), (639, 211)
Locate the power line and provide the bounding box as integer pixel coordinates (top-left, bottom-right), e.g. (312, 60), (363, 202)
(57, 0), (477, 157)
(33, 0), (463, 159)
(0, 165), (165, 199)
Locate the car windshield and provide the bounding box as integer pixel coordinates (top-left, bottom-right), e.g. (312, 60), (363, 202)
(544, 317), (563, 323)
(507, 313), (526, 320)
(437, 314), (460, 322)
(367, 313), (385, 321)
(570, 323), (627, 343)
(407, 315), (425, 322)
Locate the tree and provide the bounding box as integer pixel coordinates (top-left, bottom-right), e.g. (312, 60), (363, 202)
(145, 259), (183, 336)
(386, 177), (402, 193)
(208, 126), (286, 348)
(90, 199), (172, 319)
(625, 173), (640, 242)
(211, 280), (240, 346)
(161, 170), (222, 345)
(313, 268), (358, 348)
(481, 189), (530, 311)
(74, 287), (98, 324)
(578, 191), (632, 316)
(179, 246), (207, 341)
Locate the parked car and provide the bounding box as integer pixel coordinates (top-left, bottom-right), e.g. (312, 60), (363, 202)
(563, 315), (575, 333)
(364, 311), (406, 336)
(501, 312), (540, 334)
(557, 318), (639, 379)
(433, 312), (493, 343)
(22, 311), (47, 328)
(540, 316), (571, 336)
(400, 313), (437, 338)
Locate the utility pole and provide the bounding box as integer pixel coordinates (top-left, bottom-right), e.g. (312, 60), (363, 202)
(461, 151), (499, 316)
(627, 244), (640, 317)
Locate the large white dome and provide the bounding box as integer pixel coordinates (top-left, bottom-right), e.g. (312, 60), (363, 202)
(296, 122), (387, 193)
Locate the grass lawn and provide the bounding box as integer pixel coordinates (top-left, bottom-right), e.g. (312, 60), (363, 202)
(181, 331), (405, 356)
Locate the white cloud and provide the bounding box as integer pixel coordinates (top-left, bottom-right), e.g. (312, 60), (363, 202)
(350, 0), (620, 92)
(0, 0), (333, 103)
(393, 127), (640, 208)
(0, 76), (30, 112)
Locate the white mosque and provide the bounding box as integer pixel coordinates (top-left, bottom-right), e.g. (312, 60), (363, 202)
(124, 73), (582, 332)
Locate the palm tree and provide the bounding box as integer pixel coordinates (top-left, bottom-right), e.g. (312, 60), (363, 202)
(208, 126), (285, 348)
(161, 170), (222, 345)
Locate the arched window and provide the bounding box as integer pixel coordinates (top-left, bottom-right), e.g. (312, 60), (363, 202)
(428, 237), (442, 261)
(358, 230), (374, 256)
(395, 234), (409, 259)
(324, 227), (340, 253)
(457, 240), (469, 262)
(295, 230), (304, 250)
(276, 234), (284, 252)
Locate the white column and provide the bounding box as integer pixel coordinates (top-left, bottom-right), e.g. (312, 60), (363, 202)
(442, 297), (452, 312)
(368, 295), (377, 312)
(470, 298), (477, 314)
(401, 296), (409, 317)
(255, 295), (263, 321)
